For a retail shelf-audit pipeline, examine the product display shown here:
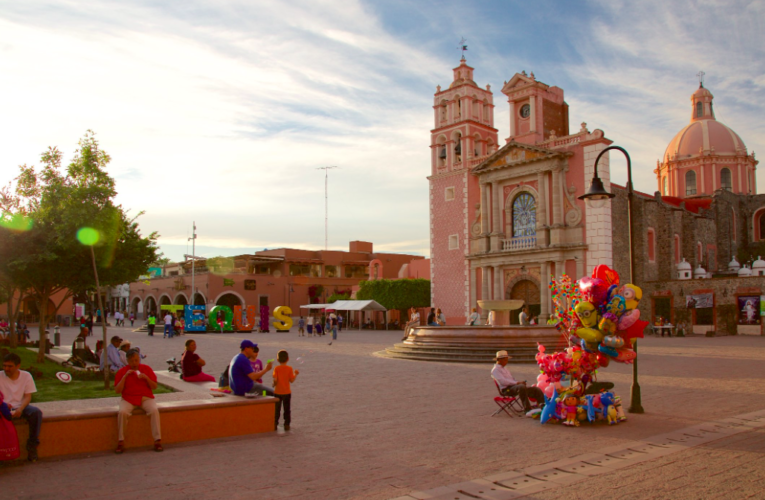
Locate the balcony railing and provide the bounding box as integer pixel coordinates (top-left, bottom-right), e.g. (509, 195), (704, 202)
(501, 236), (536, 251)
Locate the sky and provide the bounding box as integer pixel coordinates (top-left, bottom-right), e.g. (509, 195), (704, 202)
(1, 0), (763, 262)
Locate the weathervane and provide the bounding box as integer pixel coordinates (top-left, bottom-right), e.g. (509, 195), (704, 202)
(697, 70), (705, 88)
(459, 37), (467, 59)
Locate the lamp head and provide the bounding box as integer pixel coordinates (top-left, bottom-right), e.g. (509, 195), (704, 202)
(578, 175), (615, 209)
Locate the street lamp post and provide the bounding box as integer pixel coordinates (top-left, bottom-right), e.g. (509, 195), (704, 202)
(578, 145), (644, 414)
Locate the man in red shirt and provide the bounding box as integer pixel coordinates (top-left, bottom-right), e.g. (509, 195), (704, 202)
(114, 348), (162, 453)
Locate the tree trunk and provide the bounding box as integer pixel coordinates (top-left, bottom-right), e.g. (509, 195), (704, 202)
(7, 297), (17, 348)
(35, 294), (50, 363)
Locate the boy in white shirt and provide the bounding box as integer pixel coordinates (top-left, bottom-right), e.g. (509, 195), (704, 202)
(0, 353), (42, 461)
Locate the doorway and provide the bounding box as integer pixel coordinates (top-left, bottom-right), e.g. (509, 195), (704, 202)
(508, 279), (541, 325)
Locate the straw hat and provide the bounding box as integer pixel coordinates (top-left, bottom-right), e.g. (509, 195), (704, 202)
(494, 350), (512, 361)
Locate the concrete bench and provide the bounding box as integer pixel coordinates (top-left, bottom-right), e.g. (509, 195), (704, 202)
(12, 396), (276, 460)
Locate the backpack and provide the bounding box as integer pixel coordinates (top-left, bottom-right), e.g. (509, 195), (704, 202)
(0, 391), (20, 461)
(219, 365), (230, 388)
(67, 355), (86, 368)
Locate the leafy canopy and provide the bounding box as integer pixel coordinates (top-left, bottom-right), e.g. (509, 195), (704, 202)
(355, 279), (430, 310)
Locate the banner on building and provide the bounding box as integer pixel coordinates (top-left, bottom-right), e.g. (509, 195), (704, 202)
(685, 293), (713, 309)
(244, 280), (257, 290)
(738, 296), (761, 325)
(223, 278), (235, 287)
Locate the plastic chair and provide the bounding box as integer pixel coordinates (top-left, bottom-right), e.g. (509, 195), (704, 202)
(492, 379), (526, 417)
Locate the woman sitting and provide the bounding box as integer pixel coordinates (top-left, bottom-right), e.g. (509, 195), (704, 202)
(71, 331), (99, 364)
(181, 339), (216, 382)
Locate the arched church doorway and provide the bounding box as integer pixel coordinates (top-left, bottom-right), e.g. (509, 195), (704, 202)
(507, 279), (541, 325)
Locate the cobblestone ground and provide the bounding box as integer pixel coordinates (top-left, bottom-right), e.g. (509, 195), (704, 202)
(1, 325), (764, 499)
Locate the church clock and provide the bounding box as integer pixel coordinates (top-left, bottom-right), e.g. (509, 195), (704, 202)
(520, 104), (530, 118)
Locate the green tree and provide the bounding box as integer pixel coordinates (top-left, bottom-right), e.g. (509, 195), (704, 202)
(355, 279), (430, 310)
(1, 131), (158, 362)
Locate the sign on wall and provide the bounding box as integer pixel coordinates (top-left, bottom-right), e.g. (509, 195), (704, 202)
(738, 296), (761, 325)
(685, 293), (713, 309)
(184, 305), (207, 332)
(244, 280), (257, 290)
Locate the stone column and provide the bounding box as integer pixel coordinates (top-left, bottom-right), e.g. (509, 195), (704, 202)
(480, 183), (490, 235)
(540, 261), (550, 321)
(557, 260), (565, 280)
(469, 266), (477, 314)
(552, 169), (562, 225)
(529, 95), (537, 132)
(576, 255), (584, 279)
(536, 171), (547, 247)
(481, 266), (490, 314)
(508, 102), (515, 138)
(492, 182), (502, 234)
(493, 267), (503, 300)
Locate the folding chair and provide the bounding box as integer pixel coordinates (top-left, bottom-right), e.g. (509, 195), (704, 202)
(492, 379), (526, 417)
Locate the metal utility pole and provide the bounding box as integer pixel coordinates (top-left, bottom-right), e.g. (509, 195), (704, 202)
(316, 166), (338, 250)
(189, 222), (197, 305)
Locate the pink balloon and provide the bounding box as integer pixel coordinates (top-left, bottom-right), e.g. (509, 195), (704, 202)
(617, 309), (640, 330)
(579, 277), (609, 306)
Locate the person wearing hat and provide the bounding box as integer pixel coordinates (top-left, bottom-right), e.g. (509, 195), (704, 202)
(491, 350), (544, 413)
(101, 335), (126, 372)
(118, 340), (132, 367)
(229, 340), (273, 396)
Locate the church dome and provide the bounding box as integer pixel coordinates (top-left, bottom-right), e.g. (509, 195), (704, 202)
(664, 120), (747, 162)
(663, 84), (747, 163)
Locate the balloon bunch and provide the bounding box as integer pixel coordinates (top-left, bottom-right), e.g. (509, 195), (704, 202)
(534, 265), (647, 427)
(572, 264), (648, 364)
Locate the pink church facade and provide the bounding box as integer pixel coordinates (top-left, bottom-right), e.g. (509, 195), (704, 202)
(429, 59), (615, 324)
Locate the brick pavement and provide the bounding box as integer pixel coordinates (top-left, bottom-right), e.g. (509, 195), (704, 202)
(1, 326), (764, 499)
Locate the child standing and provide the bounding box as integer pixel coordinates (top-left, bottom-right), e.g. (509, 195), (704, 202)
(273, 349), (298, 431)
(298, 316), (305, 337)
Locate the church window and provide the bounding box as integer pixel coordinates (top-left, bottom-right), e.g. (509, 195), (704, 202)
(445, 187), (455, 201)
(512, 193), (536, 237)
(647, 228), (656, 262)
(758, 211), (765, 241)
(696, 102), (703, 118)
(697, 242), (703, 265)
(720, 168), (732, 191)
(685, 170), (697, 196)
(674, 234), (680, 264)
(520, 104), (531, 118)
(448, 234), (459, 250)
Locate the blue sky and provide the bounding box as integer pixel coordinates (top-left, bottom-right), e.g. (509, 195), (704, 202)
(1, 0), (763, 261)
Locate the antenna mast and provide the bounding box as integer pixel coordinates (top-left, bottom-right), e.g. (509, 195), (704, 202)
(317, 166), (338, 250)
(189, 222), (197, 305)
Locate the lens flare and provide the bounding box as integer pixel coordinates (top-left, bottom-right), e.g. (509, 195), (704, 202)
(77, 227), (100, 246)
(0, 214), (33, 232)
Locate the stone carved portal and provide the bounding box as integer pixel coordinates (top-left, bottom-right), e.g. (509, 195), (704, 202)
(507, 279), (541, 325)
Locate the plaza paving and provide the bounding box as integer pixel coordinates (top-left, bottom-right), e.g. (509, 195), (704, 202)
(1, 325), (765, 499)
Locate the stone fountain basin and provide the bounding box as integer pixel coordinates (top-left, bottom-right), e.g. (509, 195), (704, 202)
(477, 300), (524, 311)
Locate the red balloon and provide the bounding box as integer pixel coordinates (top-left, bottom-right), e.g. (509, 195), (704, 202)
(592, 264), (620, 287)
(596, 352), (610, 368)
(619, 318), (649, 342)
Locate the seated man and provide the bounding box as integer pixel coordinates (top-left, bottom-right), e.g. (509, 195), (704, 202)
(229, 340), (273, 396)
(0, 353), (43, 461)
(100, 335), (125, 372)
(114, 348), (162, 453)
(491, 350), (544, 413)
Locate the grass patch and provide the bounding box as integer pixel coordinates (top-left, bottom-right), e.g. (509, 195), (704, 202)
(3, 347), (173, 403)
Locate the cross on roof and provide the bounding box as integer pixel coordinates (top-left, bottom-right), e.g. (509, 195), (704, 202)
(697, 70), (705, 87)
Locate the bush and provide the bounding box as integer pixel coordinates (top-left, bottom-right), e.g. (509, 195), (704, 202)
(356, 279), (430, 310)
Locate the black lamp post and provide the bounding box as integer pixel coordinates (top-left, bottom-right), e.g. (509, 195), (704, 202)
(578, 145), (644, 414)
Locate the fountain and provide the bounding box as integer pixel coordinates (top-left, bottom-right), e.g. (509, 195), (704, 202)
(381, 300), (566, 363)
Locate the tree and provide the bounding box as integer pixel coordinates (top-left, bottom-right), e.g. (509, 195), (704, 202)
(1, 131), (159, 363)
(355, 279), (430, 310)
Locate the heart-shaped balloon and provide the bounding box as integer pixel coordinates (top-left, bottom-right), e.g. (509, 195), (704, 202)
(617, 309), (640, 330)
(592, 264), (620, 287)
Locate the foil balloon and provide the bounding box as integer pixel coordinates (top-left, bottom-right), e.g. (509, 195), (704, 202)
(574, 301), (598, 328)
(602, 335), (625, 348)
(617, 309), (640, 330)
(592, 264), (620, 287)
(620, 284), (643, 310)
(576, 327), (604, 344)
(579, 277), (609, 306)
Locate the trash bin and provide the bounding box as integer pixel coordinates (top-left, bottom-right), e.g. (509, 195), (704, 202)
(54, 326), (61, 346)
